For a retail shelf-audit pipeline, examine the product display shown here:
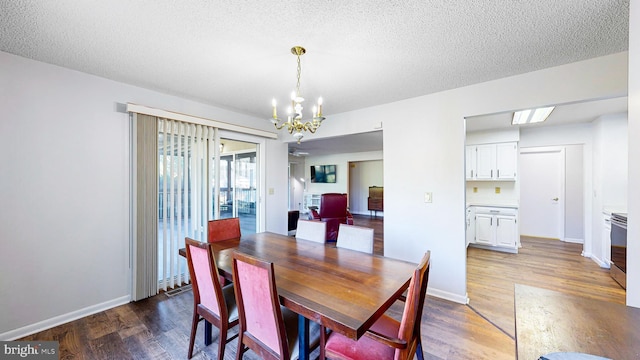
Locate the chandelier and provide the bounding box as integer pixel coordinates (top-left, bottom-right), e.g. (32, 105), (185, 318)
(270, 46), (325, 144)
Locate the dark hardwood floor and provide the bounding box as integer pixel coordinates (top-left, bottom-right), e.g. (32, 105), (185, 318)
(18, 215), (625, 359)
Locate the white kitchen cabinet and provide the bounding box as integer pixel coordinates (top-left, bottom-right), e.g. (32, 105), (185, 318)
(465, 146), (477, 180)
(495, 215), (518, 247)
(472, 206), (519, 251)
(475, 144), (496, 179)
(466, 142), (518, 181)
(495, 143), (518, 180)
(602, 212), (612, 267)
(466, 207), (475, 247)
(475, 213), (494, 245)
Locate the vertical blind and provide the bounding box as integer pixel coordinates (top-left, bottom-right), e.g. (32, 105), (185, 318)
(132, 104), (270, 300)
(157, 118), (216, 291)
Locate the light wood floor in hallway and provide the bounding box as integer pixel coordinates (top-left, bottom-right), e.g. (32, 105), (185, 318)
(18, 216), (626, 359)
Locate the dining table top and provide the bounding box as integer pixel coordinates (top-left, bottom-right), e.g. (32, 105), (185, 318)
(191, 231), (418, 340)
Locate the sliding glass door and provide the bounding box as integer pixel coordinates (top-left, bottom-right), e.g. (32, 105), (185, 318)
(156, 127), (259, 290)
(215, 140), (257, 234)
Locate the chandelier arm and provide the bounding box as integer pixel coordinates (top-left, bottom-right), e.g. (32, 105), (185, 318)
(273, 121), (288, 130)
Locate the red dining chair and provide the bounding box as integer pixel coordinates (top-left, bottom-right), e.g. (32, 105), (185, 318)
(208, 217), (241, 243)
(208, 217), (241, 285)
(232, 251), (321, 360)
(322, 251), (431, 360)
(185, 238), (239, 359)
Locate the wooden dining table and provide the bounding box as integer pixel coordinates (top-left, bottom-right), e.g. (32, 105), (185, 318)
(183, 231), (418, 360)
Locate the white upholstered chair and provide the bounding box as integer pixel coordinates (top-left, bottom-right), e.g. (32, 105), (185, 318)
(295, 219), (327, 243)
(336, 223), (374, 254)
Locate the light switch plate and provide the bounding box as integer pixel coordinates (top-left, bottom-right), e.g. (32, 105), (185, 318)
(424, 192), (433, 203)
(268, 188), (275, 195)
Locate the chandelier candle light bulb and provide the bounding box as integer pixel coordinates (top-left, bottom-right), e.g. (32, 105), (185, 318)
(269, 46), (326, 143)
(272, 99), (277, 119)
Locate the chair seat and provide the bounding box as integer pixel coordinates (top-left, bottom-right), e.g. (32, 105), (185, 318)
(283, 307), (321, 360)
(221, 283), (239, 322)
(324, 314), (398, 360)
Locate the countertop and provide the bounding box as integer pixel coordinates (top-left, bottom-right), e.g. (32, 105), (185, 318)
(602, 206), (627, 216)
(467, 202), (519, 209)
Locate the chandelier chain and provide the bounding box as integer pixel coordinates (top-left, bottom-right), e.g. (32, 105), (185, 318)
(296, 53), (302, 97)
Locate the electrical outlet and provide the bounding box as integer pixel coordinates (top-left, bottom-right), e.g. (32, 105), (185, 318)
(268, 188), (275, 195)
(495, 187), (501, 194)
(473, 187), (478, 193)
(424, 192), (433, 203)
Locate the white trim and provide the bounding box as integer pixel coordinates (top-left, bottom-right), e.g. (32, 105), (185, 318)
(0, 296), (130, 341)
(427, 288), (468, 305)
(590, 253), (610, 269)
(563, 237), (584, 244)
(126, 103), (278, 140)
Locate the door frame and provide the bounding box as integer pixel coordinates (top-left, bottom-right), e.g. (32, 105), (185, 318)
(520, 146), (566, 241)
(219, 130), (266, 233)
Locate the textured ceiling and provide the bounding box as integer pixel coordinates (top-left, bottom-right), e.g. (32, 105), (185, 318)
(0, 0), (629, 122)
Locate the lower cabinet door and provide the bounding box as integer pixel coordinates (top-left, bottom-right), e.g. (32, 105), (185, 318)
(495, 215), (517, 248)
(475, 214), (495, 245)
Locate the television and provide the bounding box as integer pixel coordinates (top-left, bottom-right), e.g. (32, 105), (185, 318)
(310, 165), (336, 183)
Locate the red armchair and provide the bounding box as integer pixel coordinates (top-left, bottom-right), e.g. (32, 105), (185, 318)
(310, 193), (354, 241)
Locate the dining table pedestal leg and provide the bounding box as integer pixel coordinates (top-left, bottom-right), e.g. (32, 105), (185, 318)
(204, 320), (212, 346)
(298, 315), (310, 360)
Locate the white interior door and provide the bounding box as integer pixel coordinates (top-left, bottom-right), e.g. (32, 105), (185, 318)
(520, 147), (565, 240)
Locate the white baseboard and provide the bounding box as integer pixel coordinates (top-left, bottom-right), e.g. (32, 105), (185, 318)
(468, 243), (518, 254)
(589, 254), (610, 269)
(427, 288), (468, 304)
(563, 237), (584, 244)
(1, 295), (131, 341)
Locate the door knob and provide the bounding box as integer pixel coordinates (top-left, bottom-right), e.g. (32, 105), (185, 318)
(552, 197), (559, 201)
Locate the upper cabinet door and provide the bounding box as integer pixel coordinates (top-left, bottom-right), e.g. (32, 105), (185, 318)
(475, 144), (496, 179)
(495, 142), (517, 180)
(465, 146), (477, 180)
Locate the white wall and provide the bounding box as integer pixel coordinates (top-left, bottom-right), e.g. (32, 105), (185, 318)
(628, 0), (640, 307)
(597, 114), (629, 208)
(565, 145), (585, 242)
(303, 151), (383, 195)
(317, 52), (628, 303)
(265, 139), (290, 234)
(289, 158), (306, 211)
(0, 51), (288, 339)
(349, 160), (384, 215)
(591, 114), (628, 266)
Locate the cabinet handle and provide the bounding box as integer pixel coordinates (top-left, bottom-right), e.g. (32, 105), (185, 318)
(497, 169), (500, 178)
(491, 170), (493, 178)
(490, 218), (492, 226)
(497, 218), (500, 226)
(471, 170), (473, 178)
